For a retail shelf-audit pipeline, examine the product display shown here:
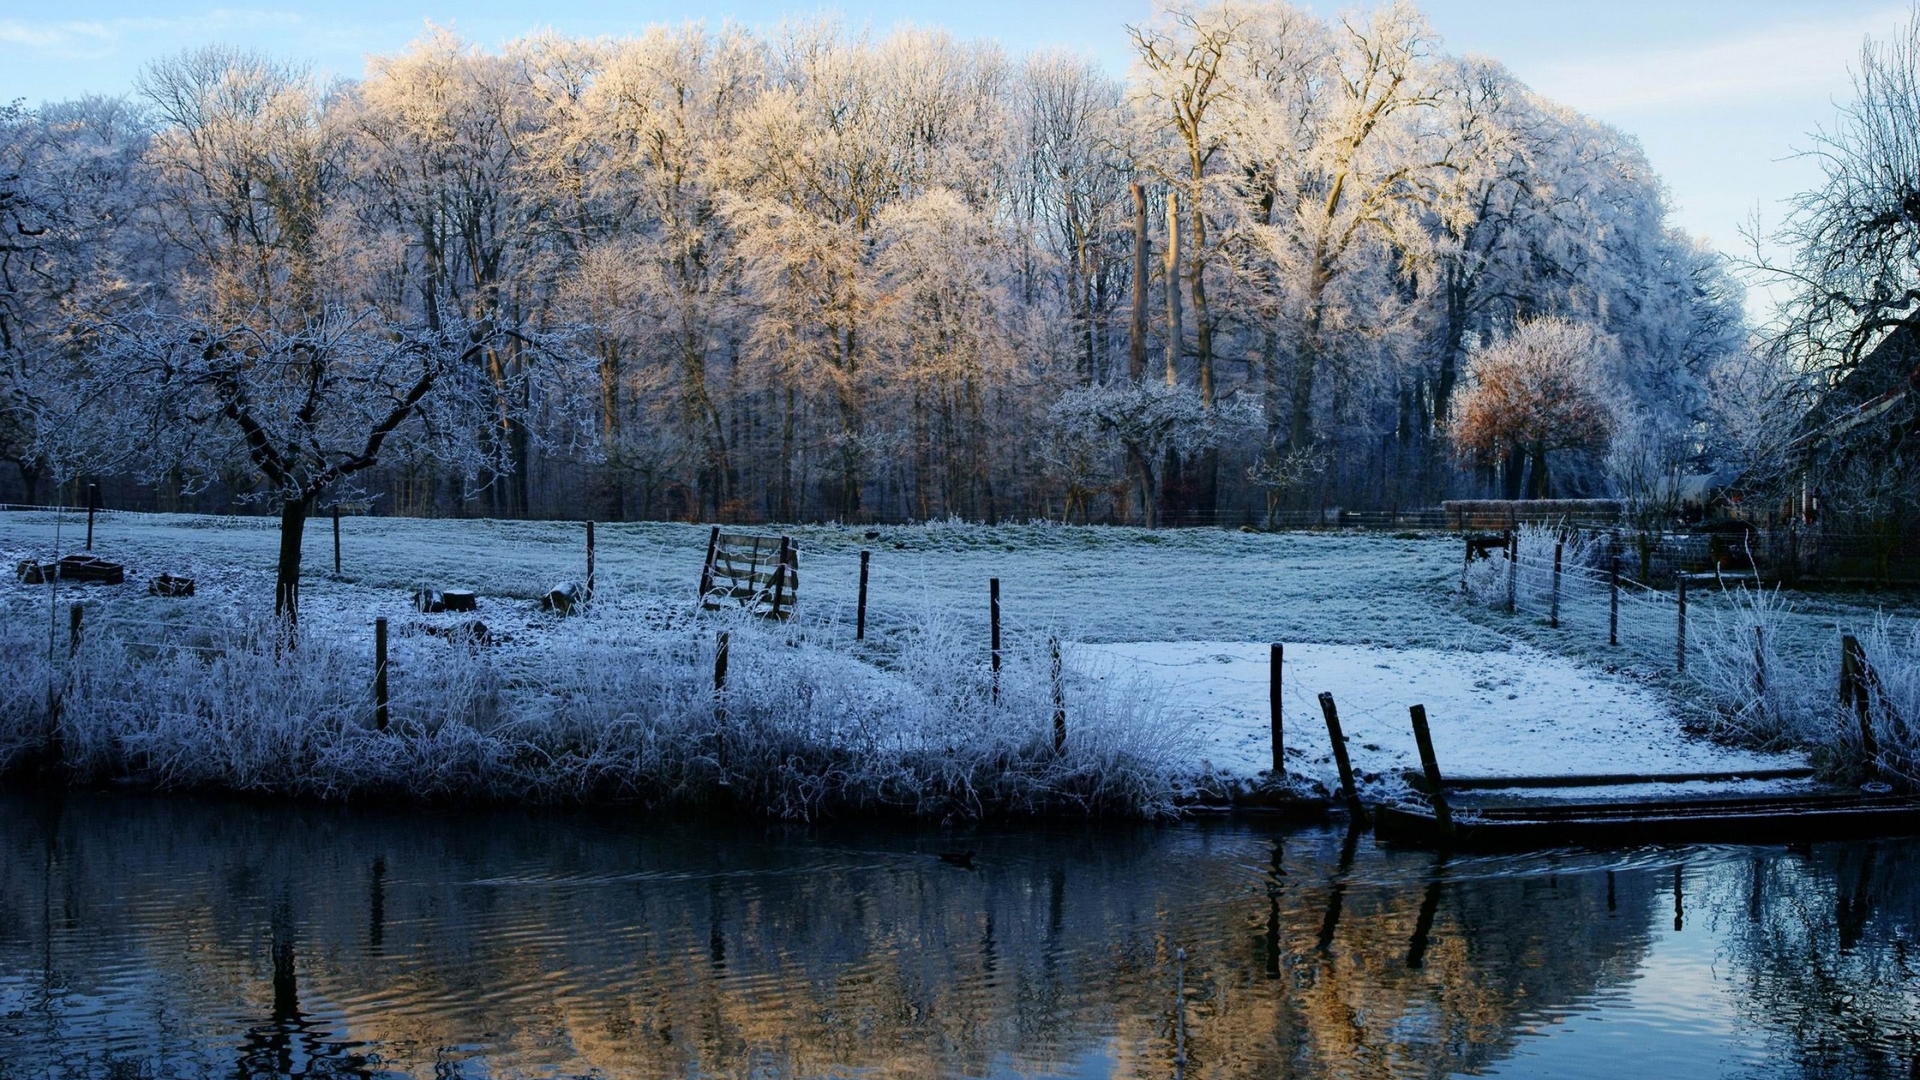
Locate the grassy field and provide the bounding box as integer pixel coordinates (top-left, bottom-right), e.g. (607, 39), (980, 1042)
(4, 509), (1916, 813)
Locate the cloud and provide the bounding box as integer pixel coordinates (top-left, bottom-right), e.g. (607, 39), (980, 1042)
(1525, 6), (1910, 115)
(0, 9), (310, 61)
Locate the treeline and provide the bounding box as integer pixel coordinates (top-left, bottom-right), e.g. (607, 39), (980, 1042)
(0, 1), (1749, 526)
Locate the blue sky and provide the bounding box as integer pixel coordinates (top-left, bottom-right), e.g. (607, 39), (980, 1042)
(1, 1), (1907, 286)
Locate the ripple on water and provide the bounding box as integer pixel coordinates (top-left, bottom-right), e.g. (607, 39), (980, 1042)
(1, 796), (1916, 1079)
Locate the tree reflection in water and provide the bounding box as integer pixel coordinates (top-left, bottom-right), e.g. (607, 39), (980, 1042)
(0, 793), (1914, 1079)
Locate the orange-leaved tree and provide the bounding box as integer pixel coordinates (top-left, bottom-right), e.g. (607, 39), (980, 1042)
(1451, 317), (1614, 498)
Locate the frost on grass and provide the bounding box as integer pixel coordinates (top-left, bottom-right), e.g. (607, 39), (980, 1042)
(2, 590), (1193, 820)
(1685, 584), (1920, 787)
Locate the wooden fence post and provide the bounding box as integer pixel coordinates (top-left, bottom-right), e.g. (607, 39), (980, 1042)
(1318, 692), (1363, 819)
(1752, 625), (1767, 701)
(1609, 554), (1620, 647)
(769, 536), (791, 620)
(856, 549), (870, 641)
(1461, 533), (1472, 592)
(699, 525), (720, 599)
(989, 577), (1001, 705)
(373, 617), (389, 732)
(1409, 704), (1452, 835)
(586, 520), (596, 600)
(1051, 636), (1066, 755)
(1676, 573), (1688, 674)
(1505, 531), (1518, 614)
(86, 483), (98, 550)
(714, 630), (730, 773)
(1550, 539), (1564, 628)
(1269, 643), (1284, 779)
(1842, 634), (1875, 771)
(332, 505), (342, 577)
(68, 603), (82, 658)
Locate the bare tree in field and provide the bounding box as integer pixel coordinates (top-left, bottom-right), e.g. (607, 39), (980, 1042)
(72, 48), (521, 621)
(81, 311), (506, 618)
(1450, 318), (1614, 498)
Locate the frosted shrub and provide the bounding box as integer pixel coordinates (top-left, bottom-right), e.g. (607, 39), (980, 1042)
(10, 594), (1190, 819)
(1857, 617), (1920, 786)
(0, 610), (56, 772)
(1685, 585), (1824, 750)
(1460, 522), (1608, 609)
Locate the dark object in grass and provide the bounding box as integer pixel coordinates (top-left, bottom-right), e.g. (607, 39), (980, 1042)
(421, 620), (491, 647)
(413, 588), (476, 614)
(16, 560), (56, 584)
(541, 581), (586, 615)
(865, 530), (881, 540)
(937, 850), (976, 869)
(58, 555), (125, 585)
(148, 574), (195, 598)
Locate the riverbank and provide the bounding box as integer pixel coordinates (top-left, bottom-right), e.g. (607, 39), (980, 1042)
(2, 510), (1902, 817)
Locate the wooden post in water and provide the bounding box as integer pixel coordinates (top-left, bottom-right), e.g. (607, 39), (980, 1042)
(332, 506), (342, 577)
(1609, 554), (1620, 646)
(1269, 643), (1284, 779)
(1409, 704), (1452, 835)
(68, 603), (82, 658)
(1676, 573), (1689, 674)
(1319, 692), (1363, 819)
(1051, 637), (1067, 755)
(1505, 531), (1518, 614)
(989, 577), (1002, 705)
(585, 521), (596, 600)
(85, 484), (98, 550)
(373, 617), (389, 732)
(1550, 540), (1564, 628)
(856, 549), (871, 641)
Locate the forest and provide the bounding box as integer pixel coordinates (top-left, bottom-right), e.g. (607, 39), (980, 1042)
(0, 0), (1905, 533)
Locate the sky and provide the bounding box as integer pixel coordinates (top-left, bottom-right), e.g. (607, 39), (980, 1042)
(2, 0), (1910, 312)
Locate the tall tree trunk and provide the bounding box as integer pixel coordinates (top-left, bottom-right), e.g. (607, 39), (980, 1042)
(1129, 182), (1149, 384)
(1164, 190), (1182, 387)
(1529, 441), (1550, 499)
(274, 493), (314, 623)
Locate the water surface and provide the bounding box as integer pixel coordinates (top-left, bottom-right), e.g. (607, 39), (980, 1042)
(1, 793), (1916, 1078)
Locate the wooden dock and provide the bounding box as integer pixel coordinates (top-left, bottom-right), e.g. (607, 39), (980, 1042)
(1374, 790), (1920, 850)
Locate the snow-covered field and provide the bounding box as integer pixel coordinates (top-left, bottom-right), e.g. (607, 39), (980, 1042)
(4, 508), (1905, 812)
(1082, 641), (1804, 795)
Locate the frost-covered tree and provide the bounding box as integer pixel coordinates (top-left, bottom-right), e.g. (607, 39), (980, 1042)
(79, 311), (507, 618)
(4, 5), (1763, 529)
(1451, 317), (1614, 498)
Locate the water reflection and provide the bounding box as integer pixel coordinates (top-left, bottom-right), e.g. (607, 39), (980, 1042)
(0, 793), (1915, 1078)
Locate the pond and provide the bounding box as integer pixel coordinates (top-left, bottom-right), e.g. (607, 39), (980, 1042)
(1, 793), (1916, 1079)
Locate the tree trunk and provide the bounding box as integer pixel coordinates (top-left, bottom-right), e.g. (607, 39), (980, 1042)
(1501, 445), (1524, 500)
(1130, 182), (1149, 383)
(1164, 190), (1182, 386)
(1529, 441), (1550, 499)
(274, 494), (314, 623)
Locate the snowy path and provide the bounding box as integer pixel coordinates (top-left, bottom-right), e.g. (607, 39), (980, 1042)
(1080, 641), (1809, 793)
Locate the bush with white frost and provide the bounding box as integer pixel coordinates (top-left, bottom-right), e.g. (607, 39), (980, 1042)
(1461, 521), (1608, 611)
(1684, 585), (1825, 751)
(2, 593), (1193, 819)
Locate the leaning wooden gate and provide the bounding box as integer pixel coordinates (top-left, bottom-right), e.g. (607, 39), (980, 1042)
(698, 527), (800, 619)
